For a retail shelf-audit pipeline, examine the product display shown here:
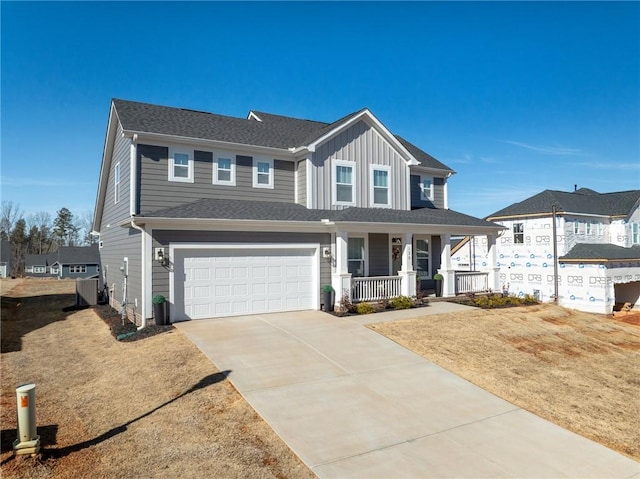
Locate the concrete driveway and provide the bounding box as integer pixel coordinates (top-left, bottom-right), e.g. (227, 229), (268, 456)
(176, 304), (639, 478)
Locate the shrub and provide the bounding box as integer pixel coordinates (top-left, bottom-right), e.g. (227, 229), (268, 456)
(152, 294), (165, 304)
(339, 294), (355, 313)
(356, 302), (376, 315)
(390, 295), (414, 310)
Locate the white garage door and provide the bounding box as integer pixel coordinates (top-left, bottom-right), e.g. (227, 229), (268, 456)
(173, 246), (317, 320)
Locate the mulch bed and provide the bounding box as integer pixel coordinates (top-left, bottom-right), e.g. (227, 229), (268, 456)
(92, 303), (174, 342)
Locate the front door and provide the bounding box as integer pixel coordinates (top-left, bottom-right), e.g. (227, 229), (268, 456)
(391, 237), (403, 275)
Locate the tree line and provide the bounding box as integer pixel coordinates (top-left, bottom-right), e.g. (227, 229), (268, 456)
(1, 200), (96, 277)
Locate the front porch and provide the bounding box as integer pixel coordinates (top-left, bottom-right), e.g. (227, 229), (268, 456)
(350, 271), (491, 302)
(330, 231), (500, 304)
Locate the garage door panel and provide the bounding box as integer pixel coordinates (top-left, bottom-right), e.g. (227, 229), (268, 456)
(176, 247), (316, 320)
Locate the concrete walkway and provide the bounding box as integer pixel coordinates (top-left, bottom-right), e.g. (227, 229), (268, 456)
(176, 304), (639, 479)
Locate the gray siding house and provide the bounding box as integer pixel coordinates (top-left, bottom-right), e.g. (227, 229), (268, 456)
(25, 245), (101, 279)
(93, 99), (503, 326)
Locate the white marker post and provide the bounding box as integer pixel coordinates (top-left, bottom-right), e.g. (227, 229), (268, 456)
(12, 383), (40, 455)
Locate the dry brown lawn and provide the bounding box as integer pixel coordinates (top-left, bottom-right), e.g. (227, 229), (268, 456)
(369, 302), (640, 461)
(1, 279), (315, 479)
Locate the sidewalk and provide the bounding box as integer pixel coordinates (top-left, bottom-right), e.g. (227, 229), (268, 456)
(176, 306), (639, 478)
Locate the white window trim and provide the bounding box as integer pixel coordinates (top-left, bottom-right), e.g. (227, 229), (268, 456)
(632, 222), (640, 245)
(69, 265), (87, 273)
(50, 266), (59, 274)
(25, 266), (33, 273)
(420, 175), (434, 201)
(413, 236), (432, 280)
(347, 235), (368, 277)
(370, 165), (391, 208)
(333, 159), (356, 206)
(213, 154), (236, 186)
(33, 266), (46, 273)
(169, 148), (194, 183)
(114, 162), (120, 204)
(252, 158), (274, 189)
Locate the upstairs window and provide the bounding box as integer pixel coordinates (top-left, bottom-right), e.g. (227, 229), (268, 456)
(586, 222), (593, 235)
(513, 223), (524, 244)
(333, 160), (355, 205)
(633, 223), (639, 245)
(420, 176), (434, 201)
(253, 158), (273, 188)
(597, 223), (604, 236)
(371, 166), (390, 207)
(214, 156), (235, 185)
(348, 237), (365, 277)
(114, 162), (121, 204)
(573, 221), (581, 235)
(169, 150), (193, 182)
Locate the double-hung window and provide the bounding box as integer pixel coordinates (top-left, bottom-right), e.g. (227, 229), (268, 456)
(633, 223), (639, 245)
(33, 266), (46, 274)
(420, 176), (434, 201)
(597, 223), (604, 236)
(370, 165), (390, 207)
(334, 160), (355, 205)
(513, 223), (524, 244)
(70, 265), (87, 273)
(214, 155), (235, 185)
(348, 237), (365, 277)
(253, 158), (273, 188)
(169, 149), (193, 182)
(573, 221), (581, 235)
(586, 222), (593, 235)
(114, 162), (120, 204)
(415, 238), (430, 278)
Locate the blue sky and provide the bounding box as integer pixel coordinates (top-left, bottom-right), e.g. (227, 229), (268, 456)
(2, 1), (639, 221)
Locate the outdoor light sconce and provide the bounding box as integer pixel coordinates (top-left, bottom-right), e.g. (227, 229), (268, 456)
(155, 248), (169, 267)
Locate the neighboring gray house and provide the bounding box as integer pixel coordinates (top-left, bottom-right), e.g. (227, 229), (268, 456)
(93, 99), (503, 325)
(25, 245), (101, 279)
(451, 188), (640, 314)
(0, 239), (10, 278)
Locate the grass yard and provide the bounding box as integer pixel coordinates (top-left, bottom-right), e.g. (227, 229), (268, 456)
(0, 279), (315, 479)
(369, 303), (640, 461)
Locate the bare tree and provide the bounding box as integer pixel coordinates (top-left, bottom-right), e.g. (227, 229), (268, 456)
(26, 211), (53, 254)
(0, 200), (22, 239)
(77, 210), (96, 245)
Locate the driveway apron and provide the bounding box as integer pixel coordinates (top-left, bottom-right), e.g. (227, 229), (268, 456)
(176, 307), (639, 479)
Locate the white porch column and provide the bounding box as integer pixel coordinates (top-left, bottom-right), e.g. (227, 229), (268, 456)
(332, 231), (352, 302)
(399, 232), (416, 297)
(486, 234), (501, 292)
(439, 234), (455, 297)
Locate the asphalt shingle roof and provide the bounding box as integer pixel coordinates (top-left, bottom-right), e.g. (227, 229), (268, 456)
(560, 243), (640, 261)
(25, 245), (100, 267)
(143, 198), (499, 228)
(487, 189), (640, 219)
(113, 99), (451, 170)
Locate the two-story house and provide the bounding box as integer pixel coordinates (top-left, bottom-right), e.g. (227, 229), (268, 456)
(451, 187), (640, 314)
(93, 99), (503, 326)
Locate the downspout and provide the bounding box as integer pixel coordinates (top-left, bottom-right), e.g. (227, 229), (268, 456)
(129, 218), (147, 330)
(552, 205), (559, 303)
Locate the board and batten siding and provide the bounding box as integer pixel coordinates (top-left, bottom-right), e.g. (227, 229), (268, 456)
(137, 144), (295, 215)
(310, 120), (410, 210)
(410, 175), (446, 209)
(99, 124), (143, 323)
(150, 230), (332, 306)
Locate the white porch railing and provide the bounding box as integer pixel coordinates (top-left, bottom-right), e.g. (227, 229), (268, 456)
(352, 276), (402, 302)
(455, 271), (489, 294)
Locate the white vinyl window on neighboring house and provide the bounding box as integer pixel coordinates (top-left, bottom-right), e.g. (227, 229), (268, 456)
(348, 237), (366, 277)
(214, 156), (235, 185)
(633, 223), (639, 245)
(50, 266), (59, 274)
(586, 222), (593, 235)
(253, 158), (273, 188)
(114, 162), (120, 204)
(333, 159), (355, 205)
(33, 266), (46, 273)
(420, 176), (434, 201)
(573, 221), (580, 234)
(69, 265), (87, 273)
(597, 223), (604, 236)
(169, 149), (193, 182)
(370, 166), (390, 207)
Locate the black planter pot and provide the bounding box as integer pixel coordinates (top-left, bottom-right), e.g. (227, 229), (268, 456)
(153, 302), (166, 325)
(323, 291), (334, 312)
(434, 280), (443, 297)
